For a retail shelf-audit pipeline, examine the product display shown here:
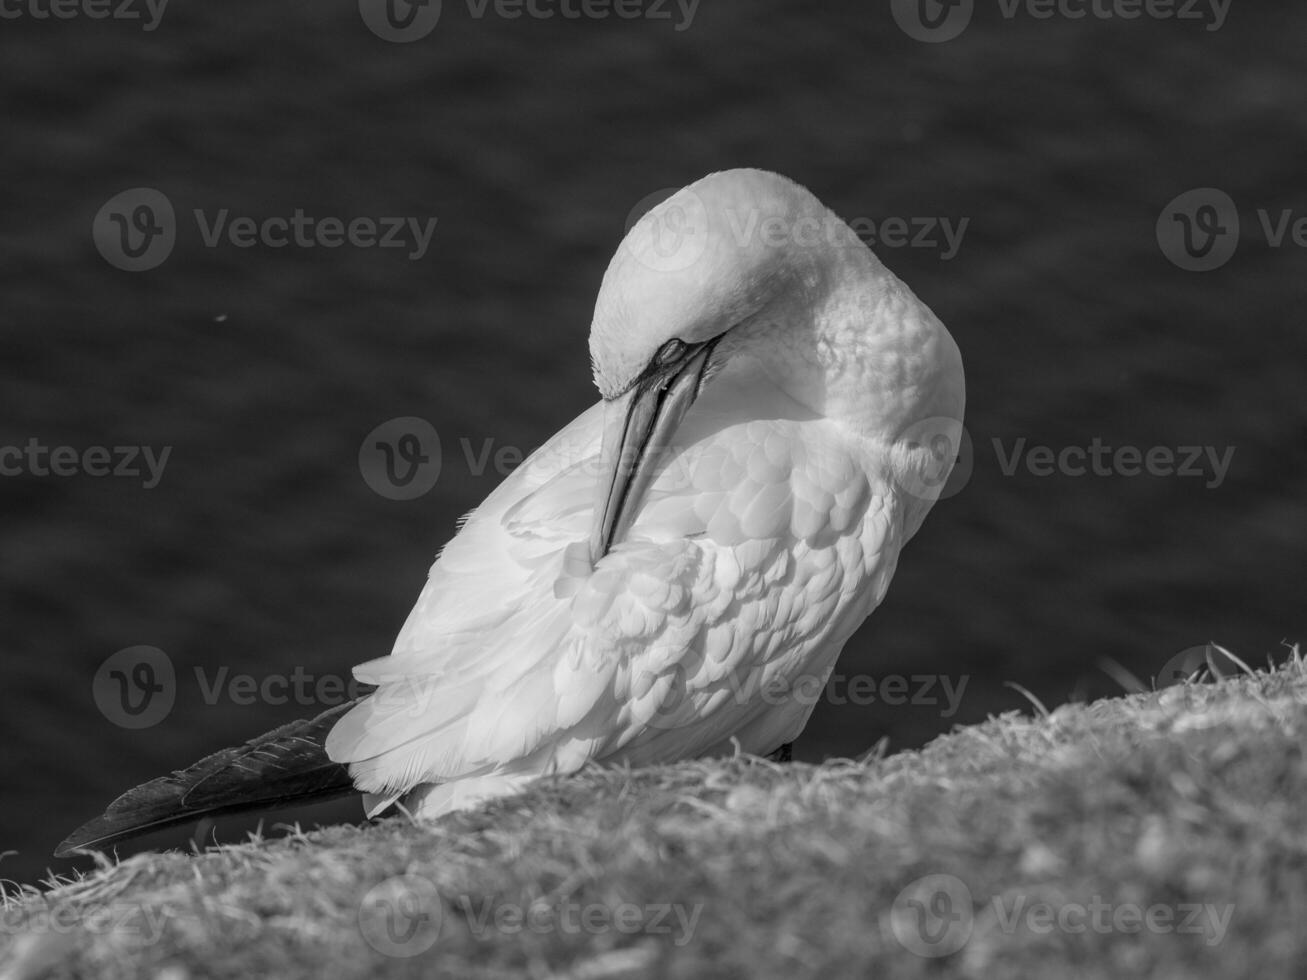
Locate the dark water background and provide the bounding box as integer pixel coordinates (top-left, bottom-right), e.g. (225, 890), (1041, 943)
(2, 1), (1305, 888)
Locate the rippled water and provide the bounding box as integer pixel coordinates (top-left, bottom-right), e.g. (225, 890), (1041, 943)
(2, 2), (1305, 886)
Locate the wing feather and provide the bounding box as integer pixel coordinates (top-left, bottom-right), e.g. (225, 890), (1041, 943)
(326, 382), (903, 806)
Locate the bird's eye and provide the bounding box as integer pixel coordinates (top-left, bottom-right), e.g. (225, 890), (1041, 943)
(655, 339), (688, 366)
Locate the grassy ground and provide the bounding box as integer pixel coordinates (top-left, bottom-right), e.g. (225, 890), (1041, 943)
(4, 655), (1306, 980)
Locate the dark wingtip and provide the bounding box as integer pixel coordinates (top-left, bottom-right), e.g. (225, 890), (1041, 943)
(54, 832), (93, 859)
(54, 807), (217, 858)
(54, 819), (135, 859)
(53, 697), (369, 859)
(55, 806), (178, 857)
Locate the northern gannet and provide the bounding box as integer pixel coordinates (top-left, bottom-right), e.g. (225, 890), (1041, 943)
(57, 169), (964, 856)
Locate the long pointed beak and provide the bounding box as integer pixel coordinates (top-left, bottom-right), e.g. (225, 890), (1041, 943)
(589, 340), (717, 563)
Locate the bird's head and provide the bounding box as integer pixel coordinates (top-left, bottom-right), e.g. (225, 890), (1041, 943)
(586, 168), (965, 562)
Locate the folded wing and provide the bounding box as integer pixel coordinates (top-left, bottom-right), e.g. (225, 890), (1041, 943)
(325, 384), (901, 810)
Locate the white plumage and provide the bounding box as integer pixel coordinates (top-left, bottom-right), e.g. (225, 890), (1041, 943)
(324, 168), (965, 818)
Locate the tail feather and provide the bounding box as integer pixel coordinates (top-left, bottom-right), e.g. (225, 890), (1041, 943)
(55, 697), (369, 858)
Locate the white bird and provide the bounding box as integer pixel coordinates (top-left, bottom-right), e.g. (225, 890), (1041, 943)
(57, 169), (964, 855)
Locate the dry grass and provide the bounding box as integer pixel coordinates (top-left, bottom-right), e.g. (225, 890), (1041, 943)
(4, 653), (1307, 979)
